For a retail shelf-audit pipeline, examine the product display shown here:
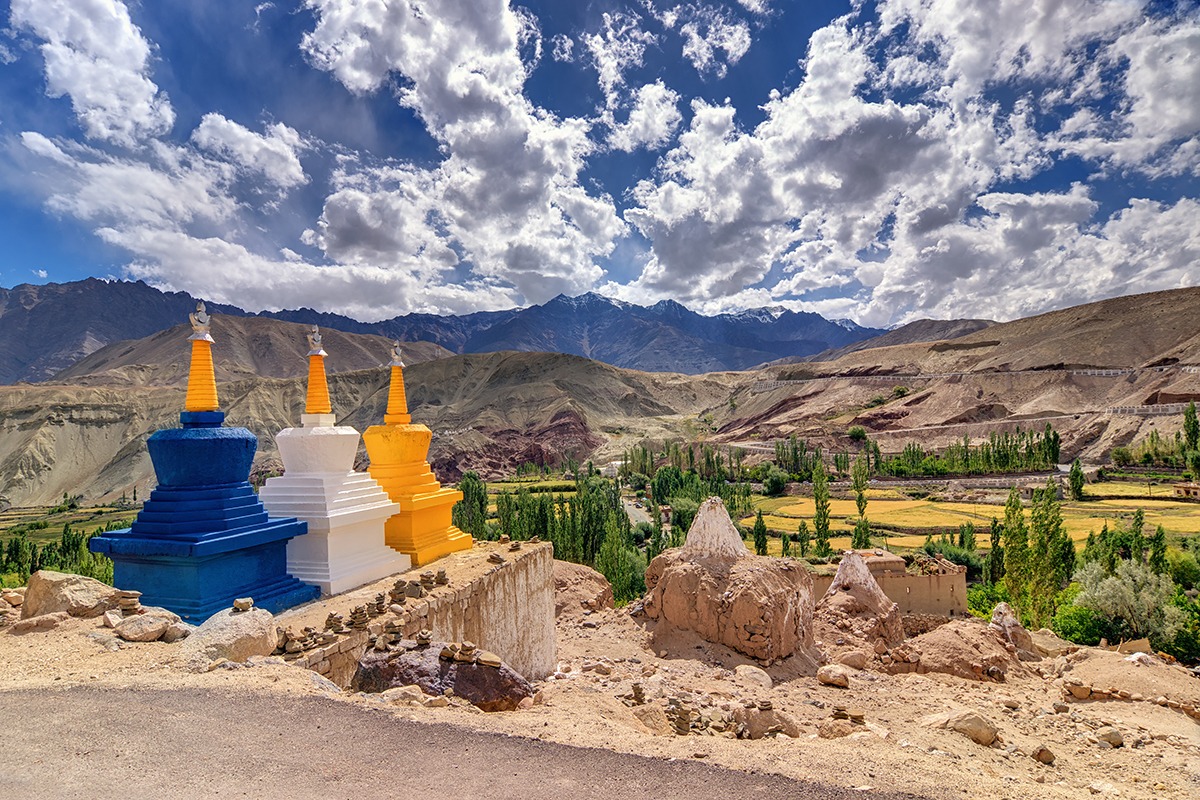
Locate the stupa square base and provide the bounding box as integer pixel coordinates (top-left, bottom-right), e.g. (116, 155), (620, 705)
(92, 526), (319, 620)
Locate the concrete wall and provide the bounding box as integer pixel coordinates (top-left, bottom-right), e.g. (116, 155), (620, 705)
(813, 571), (968, 617)
(291, 543), (556, 686)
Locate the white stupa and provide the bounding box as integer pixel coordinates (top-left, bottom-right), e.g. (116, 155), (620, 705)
(259, 328), (410, 594)
(680, 497), (749, 561)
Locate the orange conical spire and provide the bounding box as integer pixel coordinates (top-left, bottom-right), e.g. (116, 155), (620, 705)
(384, 342), (411, 424)
(304, 326), (332, 415)
(185, 302), (219, 412)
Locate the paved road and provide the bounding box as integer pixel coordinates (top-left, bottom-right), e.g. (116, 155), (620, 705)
(622, 497), (653, 526)
(0, 687), (929, 800)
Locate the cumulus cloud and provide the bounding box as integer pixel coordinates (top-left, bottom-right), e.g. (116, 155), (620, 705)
(9, 0), (174, 146)
(550, 33), (574, 62)
(191, 114), (308, 189)
(678, 5), (751, 78)
(300, 0), (625, 306)
(607, 80), (682, 151)
(582, 11), (657, 106)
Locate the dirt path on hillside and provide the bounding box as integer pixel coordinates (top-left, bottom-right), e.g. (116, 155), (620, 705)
(0, 687), (931, 800)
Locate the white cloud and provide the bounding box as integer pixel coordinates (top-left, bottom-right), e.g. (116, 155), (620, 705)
(550, 33), (574, 62)
(607, 80), (682, 151)
(33, 268), (47, 278)
(300, 0), (625, 305)
(582, 11), (657, 106)
(679, 5), (751, 78)
(191, 114), (308, 189)
(9, 0), (174, 146)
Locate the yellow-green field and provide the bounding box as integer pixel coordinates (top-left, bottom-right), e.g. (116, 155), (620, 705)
(742, 487), (1200, 549)
(0, 505), (137, 546)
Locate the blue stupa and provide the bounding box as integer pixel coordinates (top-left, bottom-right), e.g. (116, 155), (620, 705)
(90, 303), (319, 620)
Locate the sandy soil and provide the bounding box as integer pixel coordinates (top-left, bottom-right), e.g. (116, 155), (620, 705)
(2, 595), (1198, 800)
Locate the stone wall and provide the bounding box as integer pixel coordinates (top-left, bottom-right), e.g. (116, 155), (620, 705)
(288, 543), (556, 686)
(813, 571), (967, 617)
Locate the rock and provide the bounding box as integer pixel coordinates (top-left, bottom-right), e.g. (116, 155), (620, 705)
(643, 498), (819, 666)
(380, 685), (426, 704)
(818, 718), (856, 739)
(837, 650), (870, 670)
(352, 641), (534, 712)
(102, 610), (123, 628)
(21, 571), (121, 619)
(1067, 682), (1092, 700)
(161, 622), (194, 644)
(232, 598), (254, 612)
(816, 552), (904, 648)
(1029, 627), (1077, 657)
(9, 611), (70, 634)
(731, 706), (801, 739)
(1094, 726), (1123, 747)
(733, 664), (773, 689)
(423, 695), (450, 708)
(177, 608), (278, 671)
(115, 614), (171, 642)
(1, 590), (23, 607)
(901, 618), (1029, 682)
(553, 560), (615, 617)
(87, 631), (121, 651)
(921, 708), (999, 746)
(989, 602), (1038, 660)
(817, 664), (852, 688)
(1032, 744), (1055, 764)
(310, 673), (342, 693)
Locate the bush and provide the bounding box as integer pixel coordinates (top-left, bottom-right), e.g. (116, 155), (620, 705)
(762, 466), (788, 497)
(967, 583), (1008, 618)
(1168, 549), (1200, 590)
(892, 386), (909, 398)
(922, 539), (984, 579)
(864, 395), (887, 408)
(847, 425), (867, 442)
(1051, 605), (1108, 646)
(1111, 446), (1133, 467)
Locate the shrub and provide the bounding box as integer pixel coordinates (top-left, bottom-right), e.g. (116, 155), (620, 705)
(922, 539), (984, 579)
(1051, 605), (1108, 646)
(1168, 549), (1200, 590)
(762, 466), (788, 497)
(892, 386), (909, 398)
(864, 395), (887, 408)
(967, 583), (1008, 618)
(847, 425), (867, 442)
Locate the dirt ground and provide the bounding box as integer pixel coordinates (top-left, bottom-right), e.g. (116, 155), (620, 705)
(2, 595), (1198, 800)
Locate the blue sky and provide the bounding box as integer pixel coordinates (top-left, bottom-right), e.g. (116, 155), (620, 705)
(1, 0), (1198, 326)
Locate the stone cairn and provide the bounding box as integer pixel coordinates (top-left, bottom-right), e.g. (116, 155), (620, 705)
(420, 571), (436, 590)
(509, 540), (521, 552)
(488, 552), (505, 565)
(117, 590), (142, 617)
(435, 569), (449, 586)
(277, 625), (320, 658)
(621, 682), (647, 707)
(324, 612), (347, 633)
(666, 697), (696, 736)
(347, 605), (370, 630)
(415, 629), (433, 647)
(370, 593), (387, 617)
(405, 580), (426, 599)
(437, 639), (503, 668)
(832, 705), (866, 726)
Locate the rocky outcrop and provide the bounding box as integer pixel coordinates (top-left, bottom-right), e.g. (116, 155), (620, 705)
(553, 560), (614, 617)
(989, 602), (1038, 660)
(643, 498), (817, 665)
(816, 551), (904, 650)
(21, 570), (121, 619)
(899, 617), (1032, 682)
(921, 708), (1000, 746)
(177, 608), (278, 671)
(352, 642), (533, 712)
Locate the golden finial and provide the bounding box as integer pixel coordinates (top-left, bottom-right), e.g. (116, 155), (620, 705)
(384, 340), (411, 424)
(185, 302), (219, 412)
(305, 325), (332, 415)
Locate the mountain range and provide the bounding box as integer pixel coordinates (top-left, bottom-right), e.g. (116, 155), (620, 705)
(0, 279), (886, 382)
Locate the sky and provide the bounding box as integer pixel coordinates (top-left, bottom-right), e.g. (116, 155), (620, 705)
(0, 0), (1198, 327)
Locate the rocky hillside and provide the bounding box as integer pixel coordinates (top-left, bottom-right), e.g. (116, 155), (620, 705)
(0, 351), (738, 506)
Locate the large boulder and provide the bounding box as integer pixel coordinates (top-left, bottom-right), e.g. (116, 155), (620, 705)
(553, 560), (614, 617)
(21, 571), (121, 619)
(352, 643), (533, 712)
(177, 608), (278, 671)
(643, 498), (818, 665)
(816, 552), (904, 648)
(989, 602), (1038, 660)
(921, 708), (999, 746)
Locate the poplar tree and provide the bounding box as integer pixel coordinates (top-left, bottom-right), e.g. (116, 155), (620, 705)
(812, 461), (832, 557)
(1148, 525), (1168, 575)
(1002, 488), (1029, 614)
(796, 520), (811, 557)
(753, 510), (769, 556)
(1185, 400), (1199, 453)
(781, 532), (792, 558)
(1068, 459), (1085, 501)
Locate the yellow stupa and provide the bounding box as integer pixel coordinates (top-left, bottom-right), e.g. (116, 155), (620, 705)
(363, 343), (472, 566)
(304, 325), (332, 415)
(185, 302), (219, 411)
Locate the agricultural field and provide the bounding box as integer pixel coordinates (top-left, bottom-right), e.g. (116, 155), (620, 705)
(0, 505), (137, 546)
(741, 486), (1200, 551)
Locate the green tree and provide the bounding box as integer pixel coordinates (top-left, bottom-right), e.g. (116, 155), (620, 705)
(1129, 509), (1146, 562)
(1068, 459), (1085, 501)
(1148, 525), (1168, 575)
(851, 516), (871, 549)
(1185, 400), (1199, 453)
(852, 455), (869, 519)
(762, 466), (788, 497)
(594, 518), (647, 604)
(1026, 479), (1073, 626)
(1001, 488), (1029, 615)
(795, 520), (811, 558)
(451, 471), (489, 539)
(957, 521), (977, 552)
(781, 532), (792, 558)
(847, 425), (867, 443)
(985, 517), (1005, 585)
(753, 510), (769, 556)
(812, 460), (832, 558)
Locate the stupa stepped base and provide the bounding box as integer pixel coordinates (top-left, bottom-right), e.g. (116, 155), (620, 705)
(384, 486), (473, 566)
(91, 526), (319, 620)
(260, 472), (411, 595)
